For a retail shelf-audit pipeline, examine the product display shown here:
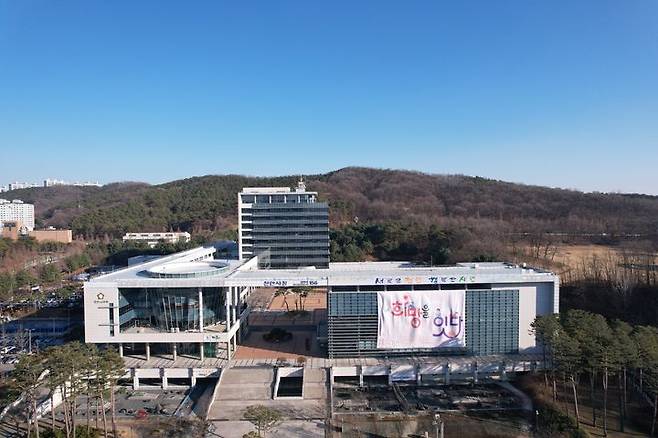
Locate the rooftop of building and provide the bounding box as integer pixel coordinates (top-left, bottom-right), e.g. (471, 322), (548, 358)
(87, 246), (556, 288)
(86, 247), (246, 286)
(0, 199), (30, 204)
(240, 179), (317, 196)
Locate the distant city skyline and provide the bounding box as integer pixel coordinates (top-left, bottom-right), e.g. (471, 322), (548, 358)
(0, 178), (101, 193)
(1, 1), (657, 195)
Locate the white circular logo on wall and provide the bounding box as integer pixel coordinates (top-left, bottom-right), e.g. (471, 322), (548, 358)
(96, 293), (105, 300)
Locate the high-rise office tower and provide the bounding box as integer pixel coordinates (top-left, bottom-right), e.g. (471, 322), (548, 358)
(238, 179), (329, 268)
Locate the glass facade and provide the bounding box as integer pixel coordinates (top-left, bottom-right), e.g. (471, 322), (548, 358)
(328, 288), (520, 358)
(118, 287), (226, 333)
(465, 289), (519, 355)
(241, 202), (329, 268)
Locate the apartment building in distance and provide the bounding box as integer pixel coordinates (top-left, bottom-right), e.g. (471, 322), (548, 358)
(123, 232), (192, 248)
(238, 179), (329, 268)
(0, 199), (35, 231)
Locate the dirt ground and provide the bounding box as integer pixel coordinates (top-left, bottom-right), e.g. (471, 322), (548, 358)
(331, 411), (531, 438)
(519, 374), (652, 437)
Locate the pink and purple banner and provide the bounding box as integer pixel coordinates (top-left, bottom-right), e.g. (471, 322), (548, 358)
(377, 290), (465, 349)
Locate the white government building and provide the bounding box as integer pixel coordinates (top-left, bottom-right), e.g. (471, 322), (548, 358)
(84, 248), (558, 358)
(84, 185), (559, 388)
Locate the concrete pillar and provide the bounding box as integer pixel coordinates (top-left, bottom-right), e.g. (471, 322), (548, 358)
(172, 343), (177, 361)
(232, 287), (238, 323)
(358, 366), (364, 387)
(444, 362), (451, 385)
(145, 343), (150, 361)
(226, 287), (232, 332)
(199, 343), (205, 361)
(132, 369), (140, 389)
(198, 287), (204, 332)
(161, 369), (168, 389)
(190, 369), (196, 387)
(118, 343), (123, 357)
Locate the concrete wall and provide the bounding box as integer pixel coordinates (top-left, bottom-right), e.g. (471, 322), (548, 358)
(29, 229), (73, 243)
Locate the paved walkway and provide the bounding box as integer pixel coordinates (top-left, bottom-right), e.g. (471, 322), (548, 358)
(209, 420), (325, 438)
(124, 353), (542, 370)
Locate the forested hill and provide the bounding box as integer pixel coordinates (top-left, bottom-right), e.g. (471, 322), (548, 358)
(5, 167), (658, 240)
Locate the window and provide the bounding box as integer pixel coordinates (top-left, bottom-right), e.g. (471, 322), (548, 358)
(465, 289), (519, 355)
(108, 303), (115, 336)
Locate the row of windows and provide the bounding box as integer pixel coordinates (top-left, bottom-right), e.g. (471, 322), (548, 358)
(269, 254), (330, 260)
(253, 246), (329, 255)
(243, 224), (328, 230)
(243, 232), (328, 237)
(241, 215), (327, 222)
(240, 195), (315, 204)
(241, 207), (328, 214)
(243, 239), (328, 244)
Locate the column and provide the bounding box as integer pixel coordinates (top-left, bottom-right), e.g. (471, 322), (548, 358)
(199, 343), (205, 361)
(132, 369), (140, 390)
(358, 366), (364, 387)
(145, 343), (150, 361)
(444, 362), (451, 385)
(225, 287), (232, 333)
(161, 369), (168, 389)
(172, 343), (177, 361)
(198, 288), (204, 332)
(232, 287), (238, 323)
(118, 343), (123, 357)
(189, 369), (196, 387)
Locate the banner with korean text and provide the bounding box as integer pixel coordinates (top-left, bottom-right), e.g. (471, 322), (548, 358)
(377, 290), (465, 349)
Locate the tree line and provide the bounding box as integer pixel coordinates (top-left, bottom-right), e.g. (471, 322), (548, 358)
(532, 309), (658, 436)
(7, 167), (657, 242)
(9, 342), (124, 438)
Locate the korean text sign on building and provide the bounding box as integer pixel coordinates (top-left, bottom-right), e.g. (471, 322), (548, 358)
(377, 290), (465, 349)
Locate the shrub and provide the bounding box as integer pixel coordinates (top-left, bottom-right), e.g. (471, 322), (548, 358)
(263, 328), (292, 343)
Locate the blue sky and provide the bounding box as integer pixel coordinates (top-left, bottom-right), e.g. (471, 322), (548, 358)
(0, 1), (657, 194)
